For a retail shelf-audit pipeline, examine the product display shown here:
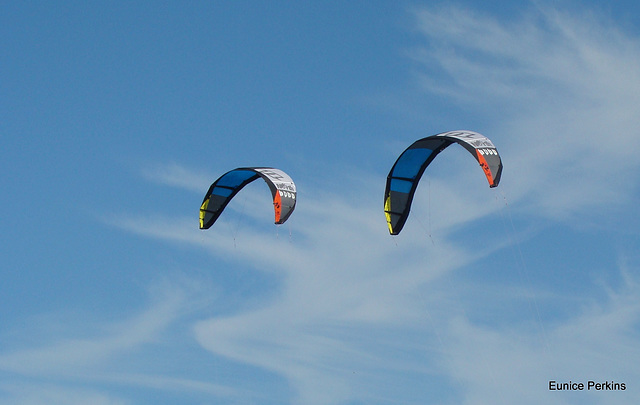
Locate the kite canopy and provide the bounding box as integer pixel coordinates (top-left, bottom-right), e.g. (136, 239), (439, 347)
(384, 130), (503, 235)
(199, 167), (297, 230)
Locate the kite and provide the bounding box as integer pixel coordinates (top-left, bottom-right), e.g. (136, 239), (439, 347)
(384, 130), (502, 235)
(200, 167), (297, 230)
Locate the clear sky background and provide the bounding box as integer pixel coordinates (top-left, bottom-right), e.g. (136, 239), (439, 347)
(2, 1), (640, 404)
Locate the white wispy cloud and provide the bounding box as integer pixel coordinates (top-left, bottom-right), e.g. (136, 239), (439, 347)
(411, 4), (640, 221)
(0, 382), (129, 405)
(441, 269), (640, 405)
(140, 162), (214, 193)
(0, 286), (182, 376)
(0, 278), (235, 403)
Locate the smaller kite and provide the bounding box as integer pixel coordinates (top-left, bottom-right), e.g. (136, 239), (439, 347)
(384, 130), (503, 235)
(200, 167), (297, 230)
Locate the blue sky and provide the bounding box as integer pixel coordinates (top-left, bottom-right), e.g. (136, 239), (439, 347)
(2, 1), (640, 404)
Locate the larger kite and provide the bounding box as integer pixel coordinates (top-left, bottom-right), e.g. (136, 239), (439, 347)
(199, 167), (297, 230)
(384, 130), (502, 235)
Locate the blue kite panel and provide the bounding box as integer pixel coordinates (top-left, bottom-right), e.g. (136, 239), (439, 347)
(389, 178), (413, 193)
(211, 186), (234, 197)
(391, 148), (433, 179)
(216, 169), (257, 188)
